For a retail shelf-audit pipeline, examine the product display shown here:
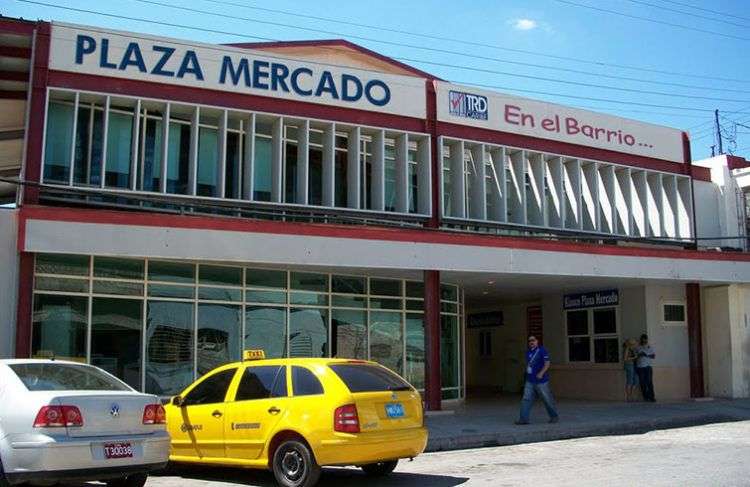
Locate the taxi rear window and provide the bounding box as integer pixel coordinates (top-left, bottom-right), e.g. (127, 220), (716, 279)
(328, 364), (412, 393)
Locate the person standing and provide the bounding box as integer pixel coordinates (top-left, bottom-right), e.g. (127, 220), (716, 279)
(635, 334), (656, 402)
(516, 335), (559, 425)
(622, 338), (639, 402)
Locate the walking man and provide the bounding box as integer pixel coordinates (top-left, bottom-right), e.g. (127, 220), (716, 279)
(635, 333), (656, 402)
(516, 335), (559, 425)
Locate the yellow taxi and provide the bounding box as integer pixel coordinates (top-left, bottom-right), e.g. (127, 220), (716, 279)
(164, 350), (428, 487)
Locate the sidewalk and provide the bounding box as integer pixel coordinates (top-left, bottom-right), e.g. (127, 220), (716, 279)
(425, 395), (750, 452)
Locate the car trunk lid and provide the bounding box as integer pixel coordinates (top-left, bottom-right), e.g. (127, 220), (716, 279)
(49, 391), (157, 437)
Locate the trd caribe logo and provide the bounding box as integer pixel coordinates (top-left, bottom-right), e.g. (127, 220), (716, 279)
(448, 90), (488, 120)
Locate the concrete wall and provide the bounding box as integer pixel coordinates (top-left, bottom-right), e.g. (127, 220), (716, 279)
(0, 209), (18, 358)
(703, 285), (750, 398)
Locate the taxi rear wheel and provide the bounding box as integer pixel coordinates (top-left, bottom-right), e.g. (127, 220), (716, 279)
(272, 440), (321, 487)
(361, 460), (398, 477)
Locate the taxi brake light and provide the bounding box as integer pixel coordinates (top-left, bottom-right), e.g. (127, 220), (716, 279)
(334, 404), (360, 433)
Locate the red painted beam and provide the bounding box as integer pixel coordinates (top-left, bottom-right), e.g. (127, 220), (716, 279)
(686, 282), (705, 398)
(14, 252), (33, 358)
(424, 270), (441, 411)
(0, 18), (36, 36)
(0, 45), (32, 59)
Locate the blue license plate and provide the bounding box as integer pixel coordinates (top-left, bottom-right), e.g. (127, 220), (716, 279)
(385, 403), (404, 418)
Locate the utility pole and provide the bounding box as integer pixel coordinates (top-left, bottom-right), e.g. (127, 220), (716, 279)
(711, 145), (716, 157)
(715, 109), (724, 155)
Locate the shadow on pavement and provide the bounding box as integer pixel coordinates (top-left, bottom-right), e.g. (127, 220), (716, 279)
(152, 464), (469, 487)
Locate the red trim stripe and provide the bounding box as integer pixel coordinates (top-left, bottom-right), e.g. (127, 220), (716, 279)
(19, 205), (750, 263)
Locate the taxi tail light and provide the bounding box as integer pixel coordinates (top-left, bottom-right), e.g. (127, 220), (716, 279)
(143, 404), (166, 424)
(33, 405), (83, 428)
(334, 404), (360, 433)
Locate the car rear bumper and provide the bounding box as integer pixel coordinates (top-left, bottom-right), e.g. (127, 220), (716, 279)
(4, 462), (168, 485)
(316, 427), (428, 466)
(1, 431), (170, 482)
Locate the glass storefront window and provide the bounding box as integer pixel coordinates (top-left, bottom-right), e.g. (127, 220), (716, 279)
(197, 303), (241, 376)
(32, 294), (88, 362)
(43, 101), (74, 183)
(370, 278), (401, 296)
(139, 115), (163, 192)
(247, 268), (286, 289)
(146, 301), (194, 396)
(289, 308), (328, 358)
(225, 131), (241, 199)
(405, 313), (425, 389)
(331, 309), (366, 359)
(167, 122), (191, 195)
(91, 297), (142, 390)
(290, 272), (328, 292)
(36, 253), (89, 276)
(199, 265), (242, 287)
(370, 311), (403, 374)
(332, 275), (365, 294)
(245, 306), (286, 359)
(440, 314), (459, 389)
(105, 110), (134, 188)
(94, 257), (144, 280)
(197, 126), (219, 197)
(149, 261), (195, 283)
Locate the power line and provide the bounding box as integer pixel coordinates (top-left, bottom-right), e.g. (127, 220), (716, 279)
(198, 0), (750, 85)
(554, 0), (750, 42)
(654, 0), (750, 23)
(17, 0), (726, 116)
(56, 0), (750, 104)
(624, 0), (750, 30)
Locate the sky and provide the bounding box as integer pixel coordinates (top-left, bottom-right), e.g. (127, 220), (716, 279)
(3, 0), (750, 161)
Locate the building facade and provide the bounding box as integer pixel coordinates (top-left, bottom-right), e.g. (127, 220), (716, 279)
(1, 17), (750, 408)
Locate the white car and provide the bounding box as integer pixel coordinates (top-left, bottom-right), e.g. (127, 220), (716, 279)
(0, 359), (170, 487)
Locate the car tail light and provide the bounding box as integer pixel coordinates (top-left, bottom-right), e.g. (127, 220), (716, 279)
(33, 405), (83, 428)
(143, 404), (166, 424)
(334, 404), (360, 433)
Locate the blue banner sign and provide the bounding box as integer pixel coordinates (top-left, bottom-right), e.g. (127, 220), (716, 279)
(563, 289), (619, 310)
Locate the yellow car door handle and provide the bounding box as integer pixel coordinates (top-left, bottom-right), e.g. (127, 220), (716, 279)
(268, 407), (281, 415)
(212, 410), (223, 418)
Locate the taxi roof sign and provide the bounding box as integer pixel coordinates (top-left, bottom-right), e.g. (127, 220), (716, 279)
(243, 349), (265, 361)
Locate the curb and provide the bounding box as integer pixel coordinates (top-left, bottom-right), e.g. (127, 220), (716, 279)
(425, 414), (741, 452)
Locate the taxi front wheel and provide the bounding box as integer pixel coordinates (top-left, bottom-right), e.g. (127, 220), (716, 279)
(272, 440), (321, 487)
(361, 460), (398, 477)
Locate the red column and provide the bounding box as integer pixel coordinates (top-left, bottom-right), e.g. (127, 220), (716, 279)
(686, 282), (705, 398)
(15, 252), (34, 358)
(22, 22), (51, 205)
(424, 270), (441, 411)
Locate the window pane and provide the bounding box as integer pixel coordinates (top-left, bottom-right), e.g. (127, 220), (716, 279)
(198, 303), (241, 376)
(290, 272), (328, 292)
(245, 290), (286, 304)
(370, 311), (402, 374)
(568, 337), (591, 362)
(370, 278), (401, 296)
(331, 309), (366, 359)
(384, 144), (396, 211)
(408, 148), (418, 213)
(94, 256), (144, 279)
(183, 368), (236, 406)
(105, 110), (133, 188)
(253, 136), (272, 201)
(593, 308), (617, 335)
(44, 101), (74, 182)
(167, 122), (190, 194)
(308, 145), (323, 206)
(235, 365), (284, 401)
(331, 295), (365, 308)
(148, 261), (195, 283)
(35, 276), (89, 293)
(32, 294), (87, 362)
(369, 297), (402, 310)
(93, 280), (143, 296)
(332, 275), (365, 294)
(246, 269), (287, 289)
(197, 127), (219, 197)
(35, 253), (89, 276)
(139, 116), (163, 192)
(198, 287), (242, 302)
(284, 136), (298, 203)
(90, 108), (105, 186)
(406, 300), (424, 311)
(405, 281), (424, 298)
(664, 304), (686, 322)
(245, 306), (286, 359)
(567, 310), (589, 336)
(91, 298), (142, 390)
(334, 146), (347, 207)
(225, 131), (241, 199)
(405, 313), (425, 389)
(440, 284), (458, 302)
(290, 292), (328, 306)
(441, 314), (459, 389)
(441, 302), (458, 314)
(594, 338), (620, 363)
(199, 265), (242, 286)
(289, 308), (328, 358)
(145, 301), (194, 396)
(148, 284), (194, 299)
(292, 366), (324, 396)
(73, 106), (92, 185)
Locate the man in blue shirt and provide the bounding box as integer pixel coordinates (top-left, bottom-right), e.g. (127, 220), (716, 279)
(516, 335), (559, 425)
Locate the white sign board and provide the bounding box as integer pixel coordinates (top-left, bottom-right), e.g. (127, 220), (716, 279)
(49, 23), (427, 119)
(436, 81), (685, 163)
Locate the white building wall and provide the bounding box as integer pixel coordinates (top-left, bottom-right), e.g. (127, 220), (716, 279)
(0, 209), (18, 358)
(694, 156), (746, 249)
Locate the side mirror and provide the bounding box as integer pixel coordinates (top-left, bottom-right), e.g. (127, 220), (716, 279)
(172, 395), (184, 407)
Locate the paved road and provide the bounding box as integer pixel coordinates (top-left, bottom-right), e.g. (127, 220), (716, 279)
(148, 421), (750, 487)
